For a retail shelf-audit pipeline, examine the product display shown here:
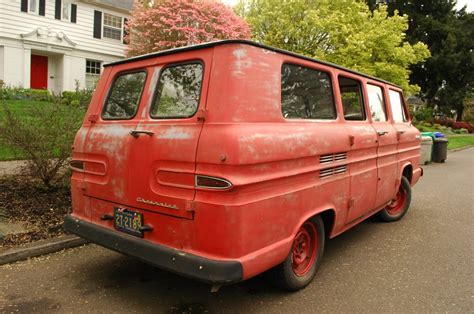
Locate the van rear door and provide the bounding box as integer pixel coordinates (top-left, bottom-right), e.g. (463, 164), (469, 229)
(83, 50), (211, 220)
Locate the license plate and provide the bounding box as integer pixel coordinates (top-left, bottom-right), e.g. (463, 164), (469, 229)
(114, 207), (144, 237)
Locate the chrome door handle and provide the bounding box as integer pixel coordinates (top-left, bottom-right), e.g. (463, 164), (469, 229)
(130, 130), (154, 138)
(377, 131), (388, 136)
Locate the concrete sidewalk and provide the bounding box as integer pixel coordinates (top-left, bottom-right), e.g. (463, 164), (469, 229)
(0, 160), (27, 177)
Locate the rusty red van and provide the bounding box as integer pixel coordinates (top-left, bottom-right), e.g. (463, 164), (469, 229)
(66, 40), (422, 291)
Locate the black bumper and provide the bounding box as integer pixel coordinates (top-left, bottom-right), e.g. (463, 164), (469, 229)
(64, 215), (243, 284)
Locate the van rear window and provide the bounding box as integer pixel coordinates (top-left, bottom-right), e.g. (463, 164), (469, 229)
(151, 63), (203, 119)
(281, 64), (336, 120)
(102, 71), (147, 120)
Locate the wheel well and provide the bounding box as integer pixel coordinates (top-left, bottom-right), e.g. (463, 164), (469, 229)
(402, 165), (413, 183)
(319, 210), (335, 237)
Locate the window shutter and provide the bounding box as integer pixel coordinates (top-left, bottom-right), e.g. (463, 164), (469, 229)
(71, 4), (77, 23)
(21, 0), (27, 12)
(123, 18), (129, 44)
(93, 10), (102, 39)
(55, 0), (61, 19)
(39, 0), (45, 16)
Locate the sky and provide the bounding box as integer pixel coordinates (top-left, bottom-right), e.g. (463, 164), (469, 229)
(222, 0), (473, 12)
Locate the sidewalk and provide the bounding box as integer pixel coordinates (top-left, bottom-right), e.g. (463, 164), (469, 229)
(0, 160), (27, 177)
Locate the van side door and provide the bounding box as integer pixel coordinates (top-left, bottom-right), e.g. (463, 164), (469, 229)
(366, 82), (399, 209)
(337, 74), (378, 225)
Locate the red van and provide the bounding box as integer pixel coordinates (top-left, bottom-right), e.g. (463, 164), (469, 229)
(66, 40), (422, 291)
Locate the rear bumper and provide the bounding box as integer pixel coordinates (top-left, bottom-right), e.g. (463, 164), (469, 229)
(64, 215), (243, 284)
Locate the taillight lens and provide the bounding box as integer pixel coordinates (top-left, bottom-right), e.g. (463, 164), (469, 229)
(195, 175), (232, 190)
(69, 160), (85, 171)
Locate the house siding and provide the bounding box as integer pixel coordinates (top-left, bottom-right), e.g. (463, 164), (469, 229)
(0, 0), (130, 91)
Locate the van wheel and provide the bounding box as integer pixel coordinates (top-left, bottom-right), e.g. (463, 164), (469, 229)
(267, 216), (325, 291)
(378, 176), (412, 222)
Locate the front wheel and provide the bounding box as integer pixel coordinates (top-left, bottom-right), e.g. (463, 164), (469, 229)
(267, 216), (325, 291)
(377, 176), (412, 222)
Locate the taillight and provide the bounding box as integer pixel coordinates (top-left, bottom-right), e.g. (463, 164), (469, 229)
(69, 160), (85, 171)
(195, 175), (232, 190)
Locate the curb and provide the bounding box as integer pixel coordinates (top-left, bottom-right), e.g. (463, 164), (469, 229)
(449, 145), (474, 153)
(0, 235), (88, 266)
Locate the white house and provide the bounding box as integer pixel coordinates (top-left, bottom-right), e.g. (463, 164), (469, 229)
(0, 0), (133, 93)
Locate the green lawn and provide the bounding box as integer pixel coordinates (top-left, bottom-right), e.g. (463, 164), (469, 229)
(447, 135), (474, 150)
(0, 100), (58, 161)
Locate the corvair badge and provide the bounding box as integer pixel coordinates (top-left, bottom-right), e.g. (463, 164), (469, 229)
(136, 197), (179, 210)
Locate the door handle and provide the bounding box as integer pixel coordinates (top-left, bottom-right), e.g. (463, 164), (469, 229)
(397, 130), (406, 134)
(377, 131), (388, 136)
(130, 130), (154, 138)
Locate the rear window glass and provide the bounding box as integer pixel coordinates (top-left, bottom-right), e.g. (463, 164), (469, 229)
(338, 76), (366, 121)
(367, 84), (387, 122)
(389, 90), (408, 122)
(151, 63), (203, 119)
(281, 64), (336, 120)
(102, 71), (146, 120)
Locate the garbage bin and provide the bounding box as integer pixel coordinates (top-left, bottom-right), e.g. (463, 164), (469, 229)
(420, 136), (433, 165)
(432, 137), (448, 163)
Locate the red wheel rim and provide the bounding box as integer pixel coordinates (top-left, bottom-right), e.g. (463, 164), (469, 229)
(291, 222), (318, 276)
(386, 185), (407, 216)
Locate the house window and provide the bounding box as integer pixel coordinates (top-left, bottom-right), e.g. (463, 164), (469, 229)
(103, 13), (122, 41)
(86, 60), (102, 89)
(29, 0), (38, 13)
(62, 0), (71, 20)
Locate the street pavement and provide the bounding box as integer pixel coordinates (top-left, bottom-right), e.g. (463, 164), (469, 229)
(0, 148), (473, 313)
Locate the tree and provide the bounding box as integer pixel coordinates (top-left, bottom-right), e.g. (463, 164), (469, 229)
(126, 0), (251, 57)
(237, 0), (430, 94)
(367, 0), (474, 119)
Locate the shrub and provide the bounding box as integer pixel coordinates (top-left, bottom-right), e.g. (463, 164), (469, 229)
(434, 117), (455, 128)
(412, 106), (433, 123)
(0, 102), (85, 188)
(0, 86), (52, 101)
(452, 121), (473, 133)
(60, 81), (93, 108)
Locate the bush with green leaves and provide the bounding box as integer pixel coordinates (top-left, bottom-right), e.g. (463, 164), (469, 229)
(0, 102), (85, 188)
(0, 86), (53, 102)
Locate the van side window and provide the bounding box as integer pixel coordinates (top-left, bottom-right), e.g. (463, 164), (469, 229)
(151, 63), (203, 119)
(281, 64), (336, 120)
(389, 90), (408, 122)
(367, 84), (387, 122)
(338, 76), (366, 121)
(102, 71), (147, 120)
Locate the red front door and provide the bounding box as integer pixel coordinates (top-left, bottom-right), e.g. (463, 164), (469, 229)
(30, 55), (48, 89)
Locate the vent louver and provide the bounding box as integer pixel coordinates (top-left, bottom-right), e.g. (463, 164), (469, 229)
(319, 152), (347, 164)
(319, 165), (347, 178)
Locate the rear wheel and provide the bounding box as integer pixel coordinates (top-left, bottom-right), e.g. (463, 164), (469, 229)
(378, 176), (412, 222)
(267, 216), (325, 291)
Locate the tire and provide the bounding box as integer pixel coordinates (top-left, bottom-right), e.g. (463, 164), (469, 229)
(377, 176), (412, 222)
(267, 216), (325, 291)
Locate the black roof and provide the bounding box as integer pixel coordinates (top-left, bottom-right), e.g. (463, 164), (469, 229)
(106, 40), (400, 88)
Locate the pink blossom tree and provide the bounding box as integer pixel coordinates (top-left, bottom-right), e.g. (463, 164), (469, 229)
(126, 0), (251, 57)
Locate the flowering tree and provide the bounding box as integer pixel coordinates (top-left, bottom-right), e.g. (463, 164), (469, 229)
(126, 0), (251, 57)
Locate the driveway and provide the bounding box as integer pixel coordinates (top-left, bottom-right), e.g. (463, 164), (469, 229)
(1, 148), (473, 313)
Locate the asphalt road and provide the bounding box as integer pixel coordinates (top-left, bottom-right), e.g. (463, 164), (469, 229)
(1, 148), (473, 313)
